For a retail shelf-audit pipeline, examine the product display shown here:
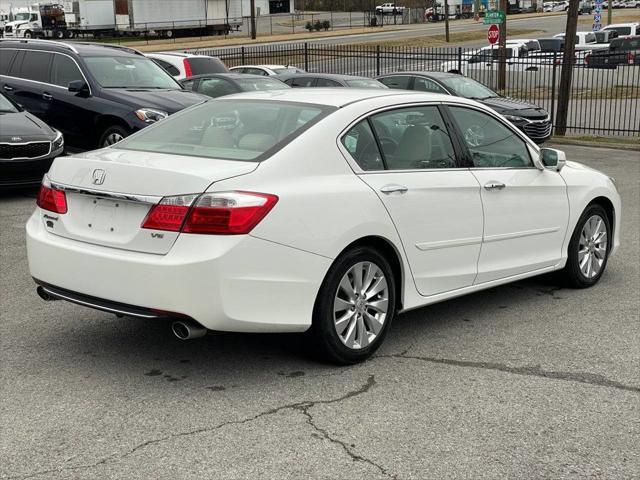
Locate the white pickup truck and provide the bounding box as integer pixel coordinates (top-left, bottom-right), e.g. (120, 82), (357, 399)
(553, 32), (609, 52)
(375, 3), (405, 15)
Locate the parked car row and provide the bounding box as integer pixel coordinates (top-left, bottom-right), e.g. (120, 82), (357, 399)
(0, 37), (563, 187)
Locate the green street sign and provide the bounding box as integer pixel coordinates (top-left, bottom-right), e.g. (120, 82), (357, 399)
(483, 10), (505, 25)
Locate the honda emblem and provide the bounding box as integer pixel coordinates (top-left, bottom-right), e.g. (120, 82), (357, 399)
(11, 136), (22, 142)
(92, 169), (106, 185)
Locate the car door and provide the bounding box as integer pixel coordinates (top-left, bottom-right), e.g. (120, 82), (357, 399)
(4, 50), (54, 123)
(341, 104), (484, 296)
(48, 53), (95, 150)
(447, 105), (569, 284)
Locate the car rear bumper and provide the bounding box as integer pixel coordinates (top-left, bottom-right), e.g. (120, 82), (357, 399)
(26, 210), (332, 332)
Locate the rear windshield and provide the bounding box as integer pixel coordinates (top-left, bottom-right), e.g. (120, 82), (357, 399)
(612, 37), (640, 50)
(116, 100), (333, 162)
(236, 77), (290, 91)
(345, 79), (387, 89)
(186, 57), (229, 75)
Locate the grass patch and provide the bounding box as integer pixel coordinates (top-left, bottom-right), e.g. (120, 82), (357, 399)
(350, 28), (542, 48)
(578, 11), (640, 26)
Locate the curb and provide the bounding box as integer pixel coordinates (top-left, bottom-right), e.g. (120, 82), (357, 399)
(549, 138), (640, 152)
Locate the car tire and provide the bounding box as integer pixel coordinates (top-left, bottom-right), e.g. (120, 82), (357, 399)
(23, 30), (32, 38)
(560, 204), (611, 289)
(310, 246), (396, 365)
(99, 125), (130, 148)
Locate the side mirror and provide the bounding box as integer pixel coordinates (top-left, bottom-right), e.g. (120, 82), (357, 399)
(68, 80), (89, 95)
(540, 148), (566, 172)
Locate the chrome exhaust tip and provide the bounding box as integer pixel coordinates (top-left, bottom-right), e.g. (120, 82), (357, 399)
(171, 320), (207, 340)
(36, 286), (58, 302)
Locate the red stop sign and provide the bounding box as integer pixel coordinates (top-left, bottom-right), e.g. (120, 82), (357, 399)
(487, 24), (500, 45)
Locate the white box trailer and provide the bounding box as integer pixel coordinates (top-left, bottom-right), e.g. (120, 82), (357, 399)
(63, 0), (115, 31)
(117, 0), (242, 37)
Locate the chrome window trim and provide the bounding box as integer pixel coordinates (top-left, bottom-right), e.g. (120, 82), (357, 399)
(49, 179), (162, 205)
(0, 48), (92, 95)
(0, 140), (52, 160)
(337, 100), (541, 174)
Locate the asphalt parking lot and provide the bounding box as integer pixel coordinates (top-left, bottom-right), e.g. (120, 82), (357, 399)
(1, 144), (638, 479)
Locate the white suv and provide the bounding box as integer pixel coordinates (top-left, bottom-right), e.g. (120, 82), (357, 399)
(146, 52), (228, 80)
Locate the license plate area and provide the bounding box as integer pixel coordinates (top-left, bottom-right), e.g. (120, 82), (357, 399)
(88, 197), (122, 233)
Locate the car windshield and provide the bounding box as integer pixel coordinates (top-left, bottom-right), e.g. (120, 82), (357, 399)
(116, 100), (333, 162)
(84, 56), (181, 89)
(0, 93), (18, 113)
(345, 79), (387, 89)
(439, 76), (498, 100)
(236, 78), (290, 91)
(14, 12), (29, 20)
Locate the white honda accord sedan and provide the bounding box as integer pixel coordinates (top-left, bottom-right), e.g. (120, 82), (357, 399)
(27, 89), (620, 364)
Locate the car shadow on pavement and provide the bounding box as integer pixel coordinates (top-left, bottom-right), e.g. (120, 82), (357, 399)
(31, 271), (571, 389)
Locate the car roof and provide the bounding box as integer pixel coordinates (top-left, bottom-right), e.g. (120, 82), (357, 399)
(230, 65), (288, 69)
(0, 39), (144, 57)
(604, 23), (639, 27)
(218, 88), (449, 107)
(377, 71), (459, 80)
(279, 73), (372, 81)
(184, 73), (275, 81)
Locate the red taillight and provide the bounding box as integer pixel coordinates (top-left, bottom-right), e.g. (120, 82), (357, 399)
(627, 52), (635, 64)
(183, 58), (193, 78)
(37, 182), (67, 214)
(142, 204), (190, 231)
(141, 192), (278, 235)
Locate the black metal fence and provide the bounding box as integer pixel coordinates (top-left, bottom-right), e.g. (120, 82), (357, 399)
(193, 43), (640, 137)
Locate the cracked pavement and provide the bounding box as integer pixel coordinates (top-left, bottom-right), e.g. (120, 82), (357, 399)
(1, 145), (639, 479)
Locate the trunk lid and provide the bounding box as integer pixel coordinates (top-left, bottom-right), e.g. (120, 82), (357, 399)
(44, 148), (258, 254)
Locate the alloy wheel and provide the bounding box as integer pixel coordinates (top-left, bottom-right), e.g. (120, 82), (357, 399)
(578, 214), (608, 278)
(333, 262), (389, 350)
(103, 132), (124, 147)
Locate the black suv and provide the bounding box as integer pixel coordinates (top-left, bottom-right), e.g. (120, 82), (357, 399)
(0, 39), (207, 151)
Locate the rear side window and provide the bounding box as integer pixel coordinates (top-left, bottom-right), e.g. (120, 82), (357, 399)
(341, 121), (384, 171)
(153, 58), (180, 77)
(316, 78), (342, 87)
(413, 77), (446, 93)
(0, 49), (19, 76)
(186, 57), (228, 75)
(19, 51), (53, 83)
(369, 106), (457, 170)
(117, 100), (332, 162)
(51, 54), (83, 87)
(378, 75), (412, 89)
(290, 77), (315, 87)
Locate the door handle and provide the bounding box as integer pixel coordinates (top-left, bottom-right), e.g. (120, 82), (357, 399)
(380, 184), (408, 194)
(42, 92), (53, 101)
(3, 85), (14, 92)
(484, 181), (506, 191)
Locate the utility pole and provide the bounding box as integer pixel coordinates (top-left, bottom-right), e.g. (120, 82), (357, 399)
(444, 0), (450, 42)
(555, 0), (580, 136)
(250, 0), (256, 39)
(607, 1), (612, 25)
(498, 0), (507, 90)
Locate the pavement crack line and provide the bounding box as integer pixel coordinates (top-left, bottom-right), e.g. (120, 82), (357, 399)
(378, 354), (640, 393)
(10, 375), (390, 480)
(298, 404), (396, 479)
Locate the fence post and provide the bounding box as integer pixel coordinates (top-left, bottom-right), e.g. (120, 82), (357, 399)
(550, 51), (558, 129)
(376, 45), (381, 76)
(304, 42), (308, 71)
(241, 46), (245, 65)
(292, 14), (295, 34)
(457, 47), (462, 73)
